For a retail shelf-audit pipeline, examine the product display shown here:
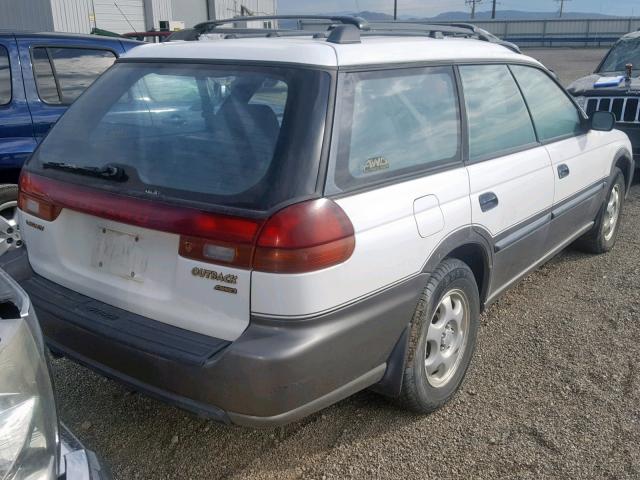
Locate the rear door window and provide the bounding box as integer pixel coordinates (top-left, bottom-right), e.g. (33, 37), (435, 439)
(459, 64), (537, 162)
(33, 47), (116, 104)
(0, 45), (10, 105)
(509, 65), (583, 142)
(332, 66), (461, 190)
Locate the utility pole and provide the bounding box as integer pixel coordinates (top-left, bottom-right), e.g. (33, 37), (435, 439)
(393, 0), (398, 20)
(554, 0), (572, 18)
(491, 0), (497, 19)
(465, 0), (483, 20)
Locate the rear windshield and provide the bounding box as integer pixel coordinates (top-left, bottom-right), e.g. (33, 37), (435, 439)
(28, 62), (332, 212)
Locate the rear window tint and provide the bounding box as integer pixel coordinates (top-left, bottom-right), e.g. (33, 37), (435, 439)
(33, 48), (59, 103)
(509, 65), (582, 142)
(28, 63), (331, 211)
(459, 64), (537, 162)
(331, 66), (461, 191)
(0, 46), (10, 105)
(33, 47), (116, 104)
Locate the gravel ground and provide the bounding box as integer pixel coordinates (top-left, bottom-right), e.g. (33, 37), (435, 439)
(51, 48), (640, 479)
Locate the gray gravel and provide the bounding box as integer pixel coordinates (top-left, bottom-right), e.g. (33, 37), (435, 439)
(51, 48), (640, 479)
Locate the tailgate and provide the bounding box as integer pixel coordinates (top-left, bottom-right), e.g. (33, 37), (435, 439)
(19, 208), (250, 341)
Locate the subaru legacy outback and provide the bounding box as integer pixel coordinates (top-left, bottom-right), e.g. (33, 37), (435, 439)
(13, 17), (634, 427)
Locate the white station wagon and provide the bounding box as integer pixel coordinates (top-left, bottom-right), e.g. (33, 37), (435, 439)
(12, 17), (634, 427)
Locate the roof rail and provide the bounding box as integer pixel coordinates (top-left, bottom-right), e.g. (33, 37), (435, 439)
(369, 21), (521, 53)
(194, 15), (369, 31)
(182, 15), (520, 52)
(191, 15), (370, 44)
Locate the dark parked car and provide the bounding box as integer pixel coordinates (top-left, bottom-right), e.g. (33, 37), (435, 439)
(0, 267), (108, 479)
(0, 32), (141, 240)
(568, 30), (640, 167)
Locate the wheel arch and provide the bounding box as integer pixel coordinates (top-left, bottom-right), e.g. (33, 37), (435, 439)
(373, 226), (494, 398)
(612, 147), (634, 198)
(421, 226), (494, 310)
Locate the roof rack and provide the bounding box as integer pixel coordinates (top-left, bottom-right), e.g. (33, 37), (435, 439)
(368, 21), (521, 52)
(186, 15), (520, 52)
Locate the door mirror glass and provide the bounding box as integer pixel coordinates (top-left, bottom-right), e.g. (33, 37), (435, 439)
(591, 111), (616, 131)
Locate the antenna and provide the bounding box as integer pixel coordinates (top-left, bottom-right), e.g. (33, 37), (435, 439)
(114, 1), (138, 33)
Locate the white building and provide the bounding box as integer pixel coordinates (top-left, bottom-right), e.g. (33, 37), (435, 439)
(0, 0), (277, 34)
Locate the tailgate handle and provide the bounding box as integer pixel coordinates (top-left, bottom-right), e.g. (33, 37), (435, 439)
(479, 192), (499, 212)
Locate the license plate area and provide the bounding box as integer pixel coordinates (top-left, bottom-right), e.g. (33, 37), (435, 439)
(92, 227), (147, 282)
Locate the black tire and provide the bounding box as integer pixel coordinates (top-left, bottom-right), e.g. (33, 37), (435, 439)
(574, 168), (625, 254)
(398, 258), (479, 413)
(0, 184), (18, 222)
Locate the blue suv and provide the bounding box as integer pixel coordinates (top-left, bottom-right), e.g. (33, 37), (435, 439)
(0, 32), (140, 247)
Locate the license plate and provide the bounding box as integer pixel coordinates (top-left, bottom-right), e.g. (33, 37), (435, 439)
(92, 227), (147, 282)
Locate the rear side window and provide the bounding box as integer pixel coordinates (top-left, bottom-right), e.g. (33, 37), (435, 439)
(28, 63), (331, 211)
(510, 65), (582, 142)
(332, 66), (461, 190)
(33, 47), (116, 104)
(0, 45), (10, 105)
(459, 64), (537, 162)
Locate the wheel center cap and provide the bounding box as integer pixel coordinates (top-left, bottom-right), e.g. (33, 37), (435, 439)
(440, 324), (455, 351)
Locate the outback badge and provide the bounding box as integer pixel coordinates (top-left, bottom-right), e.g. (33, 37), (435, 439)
(191, 266), (238, 294)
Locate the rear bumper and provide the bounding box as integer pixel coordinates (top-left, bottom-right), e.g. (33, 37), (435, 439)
(19, 261), (424, 427)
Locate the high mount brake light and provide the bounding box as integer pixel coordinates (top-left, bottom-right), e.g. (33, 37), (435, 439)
(18, 173), (355, 273)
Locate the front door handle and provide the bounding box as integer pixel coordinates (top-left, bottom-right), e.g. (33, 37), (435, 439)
(558, 164), (570, 179)
(479, 192), (499, 212)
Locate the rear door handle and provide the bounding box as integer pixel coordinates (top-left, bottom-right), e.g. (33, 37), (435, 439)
(479, 192), (499, 212)
(558, 164), (570, 179)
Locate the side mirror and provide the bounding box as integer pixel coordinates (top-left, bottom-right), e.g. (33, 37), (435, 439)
(590, 111), (616, 132)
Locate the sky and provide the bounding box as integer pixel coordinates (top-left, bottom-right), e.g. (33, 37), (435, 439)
(277, 0), (640, 17)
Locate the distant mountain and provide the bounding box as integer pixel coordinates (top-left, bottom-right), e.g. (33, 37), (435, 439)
(429, 10), (618, 20)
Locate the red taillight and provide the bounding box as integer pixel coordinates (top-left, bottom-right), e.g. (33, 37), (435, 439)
(18, 172), (62, 221)
(254, 199), (355, 273)
(18, 173), (355, 273)
(19, 172), (263, 267)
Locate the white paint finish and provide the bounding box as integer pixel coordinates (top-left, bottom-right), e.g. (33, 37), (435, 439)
(332, 37), (536, 67)
(126, 36), (542, 70)
(126, 37), (340, 66)
(467, 146), (555, 236)
(19, 209), (250, 341)
(413, 195), (445, 238)
(251, 168), (470, 317)
(545, 132), (622, 204)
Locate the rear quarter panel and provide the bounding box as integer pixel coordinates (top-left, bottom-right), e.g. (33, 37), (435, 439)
(250, 168), (471, 318)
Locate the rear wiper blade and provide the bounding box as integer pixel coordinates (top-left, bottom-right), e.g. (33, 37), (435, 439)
(42, 162), (127, 181)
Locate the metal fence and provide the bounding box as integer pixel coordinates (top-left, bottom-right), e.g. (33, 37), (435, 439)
(472, 18), (640, 47)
